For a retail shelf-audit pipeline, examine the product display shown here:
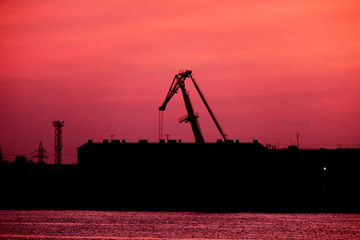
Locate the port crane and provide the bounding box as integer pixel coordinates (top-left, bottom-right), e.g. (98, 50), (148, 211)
(159, 70), (227, 143)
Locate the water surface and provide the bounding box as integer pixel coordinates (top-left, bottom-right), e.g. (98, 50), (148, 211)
(0, 210), (359, 239)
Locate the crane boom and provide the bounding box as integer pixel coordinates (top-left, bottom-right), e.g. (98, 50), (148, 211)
(189, 74), (227, 141)
(159, 70), (227, 143)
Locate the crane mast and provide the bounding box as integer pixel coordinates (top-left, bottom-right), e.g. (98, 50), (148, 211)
(159, 70), (227, 143)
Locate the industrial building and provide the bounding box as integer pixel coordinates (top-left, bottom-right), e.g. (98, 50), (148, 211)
(77, 139), (266, 167)
(76, 139), (360, 212)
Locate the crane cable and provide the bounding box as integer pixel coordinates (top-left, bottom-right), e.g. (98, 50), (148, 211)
(159, 110), (164, 141)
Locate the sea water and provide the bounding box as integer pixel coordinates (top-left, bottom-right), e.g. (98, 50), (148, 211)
(0, 210), (359, 239)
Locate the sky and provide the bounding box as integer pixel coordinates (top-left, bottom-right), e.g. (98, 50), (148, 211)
(0, 0), (359, 164)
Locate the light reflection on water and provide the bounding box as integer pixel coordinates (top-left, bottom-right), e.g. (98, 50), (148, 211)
(0, 210), (359, 239)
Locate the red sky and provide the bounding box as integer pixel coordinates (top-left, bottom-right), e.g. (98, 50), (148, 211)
(1, 0), (359, 164)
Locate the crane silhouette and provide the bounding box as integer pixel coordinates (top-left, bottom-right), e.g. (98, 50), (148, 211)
(159, 70), (227, 143)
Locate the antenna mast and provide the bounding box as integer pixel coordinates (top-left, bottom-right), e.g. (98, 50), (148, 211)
(52, 120), (64, 164)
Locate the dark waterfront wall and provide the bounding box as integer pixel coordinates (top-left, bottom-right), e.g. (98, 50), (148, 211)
(1, 141), (360, 212)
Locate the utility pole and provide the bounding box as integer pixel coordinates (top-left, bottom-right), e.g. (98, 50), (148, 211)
(52, 120), (64, 164)
(296, 132), (300, 149)
(33, 141), (48, 164)
(165, 134), (171, 141)
(110, 134), (116, 141)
